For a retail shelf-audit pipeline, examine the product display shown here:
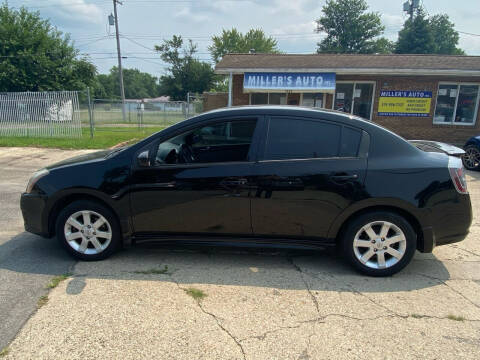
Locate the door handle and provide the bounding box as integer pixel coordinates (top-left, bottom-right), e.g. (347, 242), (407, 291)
(331, 174), (358, 180)
(155, 181), (176, 188)
(220, 178), (248, 186)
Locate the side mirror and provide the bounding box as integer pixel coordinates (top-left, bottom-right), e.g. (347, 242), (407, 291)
(137, 150), (150, 167)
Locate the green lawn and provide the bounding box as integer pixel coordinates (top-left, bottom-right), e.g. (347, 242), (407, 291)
(0, 126), (166, 150)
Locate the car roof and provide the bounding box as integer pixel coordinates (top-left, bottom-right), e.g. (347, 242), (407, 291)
(132, 105), (419, 158)
(203, 105), (358, 119)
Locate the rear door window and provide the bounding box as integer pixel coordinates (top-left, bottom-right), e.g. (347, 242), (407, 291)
(340, 126), (362, 157)
(264, 117), (363, 160)
(265, 117), (341, 160)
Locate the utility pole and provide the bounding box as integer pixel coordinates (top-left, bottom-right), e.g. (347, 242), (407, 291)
(112, 0), (126, 122)
(403, 0), (420, 20)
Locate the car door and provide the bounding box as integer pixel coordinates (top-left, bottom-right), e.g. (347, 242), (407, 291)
(250, 115), (369, 240)
(129, 116), (263, 237)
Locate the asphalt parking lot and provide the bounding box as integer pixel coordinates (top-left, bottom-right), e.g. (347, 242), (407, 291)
(1, 147), (480, 359)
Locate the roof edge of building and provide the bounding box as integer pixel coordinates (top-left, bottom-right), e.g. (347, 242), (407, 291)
(215, 68), (480, 77)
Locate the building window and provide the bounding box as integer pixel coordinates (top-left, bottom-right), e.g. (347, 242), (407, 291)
(250, 93), (286, 105)
(251, 93), (268, 105)
(434, 83), (480, 125)
(333, 82), (375, 120)
(301, 93), (325, 108)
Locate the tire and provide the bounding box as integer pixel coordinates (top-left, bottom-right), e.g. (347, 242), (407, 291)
(462, 145), (480, 171)
(341, 211), (417, 277)
(56, 200), (121, 261)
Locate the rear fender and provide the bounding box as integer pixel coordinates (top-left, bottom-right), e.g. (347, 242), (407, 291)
(327, 198), (429, 242)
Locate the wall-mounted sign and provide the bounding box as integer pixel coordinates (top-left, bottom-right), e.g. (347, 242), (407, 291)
(243, 72), (336, 93)
(378, 90), (432, 117)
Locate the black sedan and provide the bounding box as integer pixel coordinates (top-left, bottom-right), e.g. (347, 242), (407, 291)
(21, 106), (472, 276)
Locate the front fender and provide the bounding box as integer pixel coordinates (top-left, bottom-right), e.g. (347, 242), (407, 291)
(45, 187), (132, 242)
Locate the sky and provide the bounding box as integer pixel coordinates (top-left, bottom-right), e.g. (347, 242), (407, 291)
(10, 0), (480, 77)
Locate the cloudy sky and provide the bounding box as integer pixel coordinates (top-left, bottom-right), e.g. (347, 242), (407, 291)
(11, 0), (480, 76)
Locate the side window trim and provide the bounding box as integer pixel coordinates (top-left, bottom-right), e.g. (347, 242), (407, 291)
(135, 115), (263, 169)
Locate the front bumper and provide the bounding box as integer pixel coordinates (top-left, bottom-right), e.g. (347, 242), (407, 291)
(20, 192), (49, 237)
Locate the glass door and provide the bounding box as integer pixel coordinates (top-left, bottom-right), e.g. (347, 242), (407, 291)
(333, 82), (374, 120)
(302, 93), (325, 108)
(353, 83), (374, 119)
(334, 84), (354, 114)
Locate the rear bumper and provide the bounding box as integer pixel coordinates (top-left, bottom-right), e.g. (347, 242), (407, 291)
(20, 193), (49, 237)
(419, 194), (472, 252)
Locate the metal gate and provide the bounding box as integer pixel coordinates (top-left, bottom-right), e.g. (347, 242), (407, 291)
(0, 91), (82, 138)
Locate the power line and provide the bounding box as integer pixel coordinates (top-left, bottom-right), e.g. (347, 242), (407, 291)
(458, 31), (480, 37)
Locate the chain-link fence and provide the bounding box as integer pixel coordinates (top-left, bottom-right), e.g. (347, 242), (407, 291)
(81, 97), (204, 131)
(0, 91), (82, 138)
(0, 91), (205, 144)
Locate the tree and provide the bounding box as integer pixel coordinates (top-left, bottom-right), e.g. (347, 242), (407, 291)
(396, 9), (464, 55)
(396, 8), (434, 54)
(315, 0), (390, 54)
(0, 3), (96, 92)
(209, 28), (279, 63)
(93, 67), (162, 99)
(429, 14), (464, 55)
(369, 38), (396, 54)
(155, 35), (215, 101)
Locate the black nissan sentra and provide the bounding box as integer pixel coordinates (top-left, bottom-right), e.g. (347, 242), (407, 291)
(21, 106), (472, 276)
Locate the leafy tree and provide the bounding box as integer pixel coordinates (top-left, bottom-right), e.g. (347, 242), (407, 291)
(428, 14), (464, 55)
(369, 38), (396, 54)
(396, 8), (435, 54)
(396, 9), (464, 55)
(315, 0), (389, 54)
(93, 67), (162, 99)
(0, 2), (96, 92)
(209, 28), (279, 63)
(155, 35), (215, 101)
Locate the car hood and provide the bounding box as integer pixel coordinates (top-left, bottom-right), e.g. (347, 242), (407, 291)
(45, 149), (119, 170)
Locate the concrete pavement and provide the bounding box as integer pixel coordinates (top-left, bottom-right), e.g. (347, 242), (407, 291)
(1, 147), (480, 359)
(0, 148), (94, 351)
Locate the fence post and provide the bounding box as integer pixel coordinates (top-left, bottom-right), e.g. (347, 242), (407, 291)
(86, 87), (94, 138)
(163, 104), (166, 126)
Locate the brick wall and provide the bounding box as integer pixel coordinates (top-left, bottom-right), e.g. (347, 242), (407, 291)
(203, 92), (228, 111)
(227, 73), (480, 144)
(233, 74), (249, 105)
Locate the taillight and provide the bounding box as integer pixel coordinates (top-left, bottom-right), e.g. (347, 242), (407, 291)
(448, 156), (468, 194)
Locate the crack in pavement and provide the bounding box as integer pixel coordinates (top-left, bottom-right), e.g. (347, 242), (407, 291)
(449, 244), (480, 259)
(415, 273), (480, 310)
(168, 275), (247, 360)
(287, 257), (321, 316)
(239, 310), (480, 344)
(286, 256), (480, 323)
(287, 257), (398, 318)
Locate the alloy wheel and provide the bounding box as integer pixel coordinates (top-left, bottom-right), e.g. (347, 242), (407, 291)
(463, 147), (480, 170)
(352, 221), (407, 270)
(64, 210), (112, 255)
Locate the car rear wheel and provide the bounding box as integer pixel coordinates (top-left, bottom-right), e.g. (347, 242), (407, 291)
(462, 145), (480, 170)
(56, 200), (120, 260)
(342, 211), (417, 276)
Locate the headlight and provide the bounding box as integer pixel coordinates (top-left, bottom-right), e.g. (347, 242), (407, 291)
(26, 169), (49, 193)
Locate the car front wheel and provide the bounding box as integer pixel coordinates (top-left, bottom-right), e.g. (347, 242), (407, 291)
(462, 145), (480, 171)
(342, 211), (417, 276)
(56, 200), (120, 260)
